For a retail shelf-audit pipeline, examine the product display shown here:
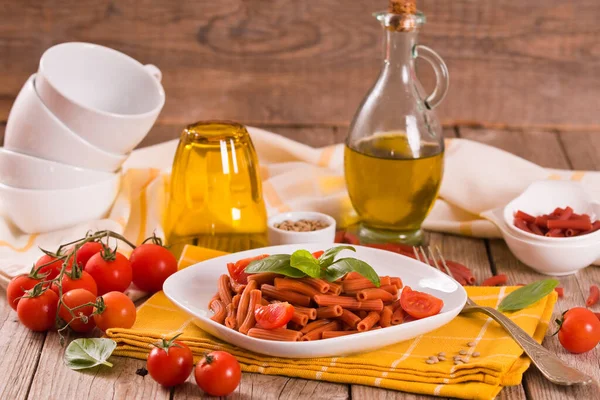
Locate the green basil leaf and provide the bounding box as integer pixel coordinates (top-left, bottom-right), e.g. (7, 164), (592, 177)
(290, 250), (321, 278)
(498, 279), (559, 312)
(324, 257), (380, 287)
(64, 338), (116, 370)
(318, 245), (356, 268)
(245, 254), (306, 278)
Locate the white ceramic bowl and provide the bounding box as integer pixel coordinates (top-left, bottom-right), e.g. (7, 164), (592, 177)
(0, 174), (121, 233)
(0, 148), (115, 190)
(504, 180), (600, 243)
(267, 211), (336, 246)
(36, 42), (165, 154)
(4, 75), (128, 172)
(164, 243), (467, 358)
(483, 208), (600, 276)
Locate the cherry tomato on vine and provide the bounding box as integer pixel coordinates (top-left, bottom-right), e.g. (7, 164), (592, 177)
(17, 288), (58, 331)
(35, 253), (69, 280)
(7, 272), (45, 311)
(58, 288), (97, 333)
(400, 286), (444, 319)
(194, 351), (241, 396)
(51, 268), (98, 296)
(255, 302), (294, 329)
(93, 291), (136, 331)
(556, 307), (600, 354)
(227, 254), (269, 284)
(147, 335), (194, 387)
(85, 250), (132, 295)
(75, 241), (103, 269)
(130, 243), (177, 293)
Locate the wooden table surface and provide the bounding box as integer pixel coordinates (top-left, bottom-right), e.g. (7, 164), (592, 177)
(0, 124), (599, 400)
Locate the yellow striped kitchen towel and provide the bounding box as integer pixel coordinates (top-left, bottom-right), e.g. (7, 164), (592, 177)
(107, 245), (558, 400)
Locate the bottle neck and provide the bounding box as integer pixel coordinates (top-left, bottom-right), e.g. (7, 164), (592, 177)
(383, 30), (417, 68)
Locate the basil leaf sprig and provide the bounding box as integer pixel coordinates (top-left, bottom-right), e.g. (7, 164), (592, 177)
(245, 246), (380, 287)
(64, 338), (117, 370)
(497, 279), (559, 312)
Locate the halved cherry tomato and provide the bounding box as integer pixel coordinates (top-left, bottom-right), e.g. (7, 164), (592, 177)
(400, 286), (443, 319)
(228, 254), (269, 284)
(556, 307), (600, 354)
(58, 288), (97, 333)
(312, 250), (324, 259)
(75, 241), (103, 269)
(255, 302), (295, 329)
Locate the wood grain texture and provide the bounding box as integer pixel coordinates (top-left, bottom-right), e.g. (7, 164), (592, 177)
(1, 1), (600, 128)
(459, 127), (600, 399)
(0, 295), (46, 400)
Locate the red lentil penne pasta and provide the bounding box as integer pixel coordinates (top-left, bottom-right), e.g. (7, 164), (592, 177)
(231, 281), (247, 294)
(316, 305), (343, 319)
(481, 274), (508, 286)
(357, 288), (395, 302)
(239, 289), (262, 334)
(534, 215), (555, 228)
(294, 306), (317, 320)
(274, 277), (322, 297)
(287, 321), (303, 331)
(260, 298), (269, 306)
(327, 282), (342, 295)
(390, 299), (401, 311)
(218, 274), (233, 306)
(547, 219), (593, 231)
(322, 330), (359, 339)
(514, 210), (536, 223)
(248, 327), (302, 341)
(342, 278), (378, 292)
(209, 299), (226, 324)
(391, 306), (406, 325)
(357, 311), (381, 331)
(557, 206), (573, 220)
(546, 229), (565, 237)
(337, 309), (361, 328)
(565, 228), (580, 237)
(586, 285), (599, 307)
(236, 280), (258, 327)
(300, 319), (332, 334)
(379, 306), (393, 328)
(555, 287), (564, 298)
(389, 277), (403, 289)
(344, 271), (363, 280)
(209, 293), (220, 305)
(300, 321), (341, 341)
(296, 277), (330, 293)
(528, 223), (545, 236)
(224, 303), (236, 329)
(261, 284), (311, 307)
(357, 310), (368, 319)
(291, 311), (309, 326)
(247, 272), (279, 286)
(313, 294), (384, 311)
(514, 218), (532, 233)
(232, 294), (241, 309)
(379, 284), (399, 296)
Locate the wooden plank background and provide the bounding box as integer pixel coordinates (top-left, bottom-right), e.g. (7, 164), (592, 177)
(1, 0), (600, 131)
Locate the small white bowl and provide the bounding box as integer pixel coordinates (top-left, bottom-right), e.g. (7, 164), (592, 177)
(4, 75), (128, 172)
(0, 174), (121, 234)
(483, 208), (600, 276)
(0, 148), (115, 190)
(267, 211), (336, 246)
(504, 180), (600, 242)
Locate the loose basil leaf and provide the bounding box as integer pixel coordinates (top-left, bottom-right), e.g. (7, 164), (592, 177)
(498, 279), (559, 312)
(245, 254), (306, 278)
(318, 245), (356, 268)
(64, 338), (116, 370)
(290, 250), (321, 278)
(324, 258), (380, 287)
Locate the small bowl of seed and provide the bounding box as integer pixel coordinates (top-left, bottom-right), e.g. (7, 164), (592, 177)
(267, 211), (336, 246)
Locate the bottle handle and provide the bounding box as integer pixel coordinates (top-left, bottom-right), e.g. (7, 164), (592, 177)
(414, 45), (449, 110)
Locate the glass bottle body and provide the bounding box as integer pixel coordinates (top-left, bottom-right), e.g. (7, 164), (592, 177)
(344, 12), (448, 244)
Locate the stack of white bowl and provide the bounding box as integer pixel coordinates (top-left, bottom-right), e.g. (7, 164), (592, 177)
(0, 42), (165, 234)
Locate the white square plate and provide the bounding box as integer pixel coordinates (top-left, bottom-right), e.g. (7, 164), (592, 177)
(163, 243), (467, 358)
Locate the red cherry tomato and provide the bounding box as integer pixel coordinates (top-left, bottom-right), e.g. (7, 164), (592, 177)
(35, 253), (69, 280)
(557, 307), (600, 354)
(75, 241), (103, 268)
(93, 291), (136, 332)
(51, 269), (98, 297)
(129, 244), (177, 293)
(58, 289), (97, 333)
(147, 336), (194, 387)
(194, 351), (241, 396)
(227, 254), (269, 284)
(255, 302), (295, 329)
(7, 273), (44, 311)
(17, 288), (58, 331)
(400, 286), (444, 319)
(85, 251), (132, 295)
(312, 250), (324, 259)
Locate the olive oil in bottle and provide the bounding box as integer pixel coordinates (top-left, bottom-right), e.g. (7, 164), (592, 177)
(165, 121), (268, 256)
(344, 133), (443, 241)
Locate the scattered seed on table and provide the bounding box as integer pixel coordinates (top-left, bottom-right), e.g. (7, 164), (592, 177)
(453, 355), (461, 360)
(472, 352), (480, 357)
(438, 356), (446, 361)
(438, 352), (446, 357)
(429, 356), (439, 363)
(454, 359), (464, 365)
(426, 359), (436, 364)
(467, 341), (476, 347)
(459, 350), (467, 355)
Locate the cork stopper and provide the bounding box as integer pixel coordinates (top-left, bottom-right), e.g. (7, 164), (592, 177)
(389, 0), (416, 15)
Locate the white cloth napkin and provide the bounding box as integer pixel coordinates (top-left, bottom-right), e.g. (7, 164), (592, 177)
(1, 127), (599, 288)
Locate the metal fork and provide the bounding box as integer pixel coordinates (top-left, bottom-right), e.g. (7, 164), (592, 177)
(414, 246), (593, 386)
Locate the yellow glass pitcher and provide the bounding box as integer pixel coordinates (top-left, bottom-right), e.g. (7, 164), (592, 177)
(165, 121), (268, 256)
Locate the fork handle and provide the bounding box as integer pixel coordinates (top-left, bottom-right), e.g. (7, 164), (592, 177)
(461, 305), (593, 386)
